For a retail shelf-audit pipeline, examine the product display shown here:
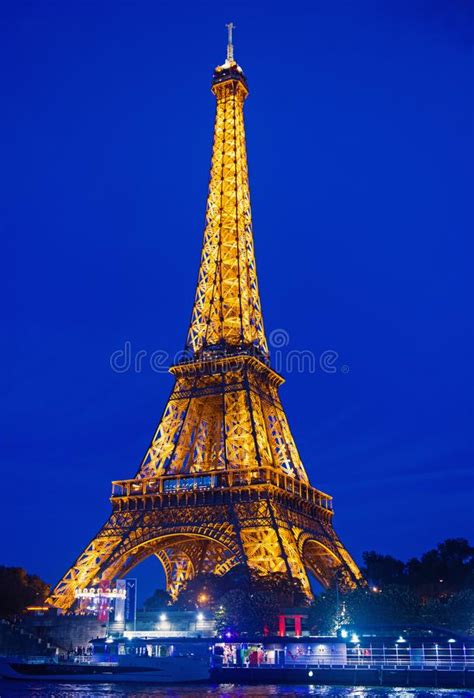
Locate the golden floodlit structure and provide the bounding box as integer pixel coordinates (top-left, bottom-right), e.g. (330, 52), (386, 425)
(48, 27), (362, 610)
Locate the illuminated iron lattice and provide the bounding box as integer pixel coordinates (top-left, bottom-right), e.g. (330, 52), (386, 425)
(48, 35), (362, 611)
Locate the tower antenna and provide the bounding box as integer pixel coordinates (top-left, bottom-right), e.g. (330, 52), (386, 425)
(225, 22), (235, 62)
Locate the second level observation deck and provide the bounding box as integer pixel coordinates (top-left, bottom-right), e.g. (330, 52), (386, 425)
(111, 465), (333, 520)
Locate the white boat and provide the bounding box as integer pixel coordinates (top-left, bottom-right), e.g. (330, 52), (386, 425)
(0, 638), (210, 683)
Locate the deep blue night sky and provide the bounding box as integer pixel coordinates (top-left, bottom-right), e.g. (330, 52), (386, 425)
(1, 1), (472, 601)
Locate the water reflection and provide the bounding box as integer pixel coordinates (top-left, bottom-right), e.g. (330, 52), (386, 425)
(0, 683), (471, 698)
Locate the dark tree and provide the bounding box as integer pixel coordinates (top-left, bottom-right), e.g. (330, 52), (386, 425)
(361, 551), (406, 588)
(173, 573), (230, 611)
(173, 566), (250, 611)
(214, 573), (307, 636)
(347, 585), (423, 626)
(249, 572), (307, 608)
(407, 538), (474, 598)
(307, 588), (340, 635)
(309, 539), (474, 636)
(0, 566), (50, 618)
(441, 589), (474, 635)
(362, 539), (474, 598)
(215, 588), (263, 636)
(142, 588), (172, 612)
(172, 568), (307, 634)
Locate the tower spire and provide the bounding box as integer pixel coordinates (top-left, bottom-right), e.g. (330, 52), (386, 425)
(186, 30), (268, 360)
(225, 22), (235, 62)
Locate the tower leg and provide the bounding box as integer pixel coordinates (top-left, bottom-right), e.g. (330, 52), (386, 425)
(237, 500), (313, 598)
(47, 519), (123, 611)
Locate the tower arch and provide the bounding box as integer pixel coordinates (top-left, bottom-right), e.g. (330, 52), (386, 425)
(98, 530), (241, 601)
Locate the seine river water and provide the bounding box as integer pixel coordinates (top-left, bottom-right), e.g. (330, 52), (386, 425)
(0, 684), (472, 698)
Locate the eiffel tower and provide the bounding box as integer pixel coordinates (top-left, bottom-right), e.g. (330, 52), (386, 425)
(48, 27), (362, 611)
